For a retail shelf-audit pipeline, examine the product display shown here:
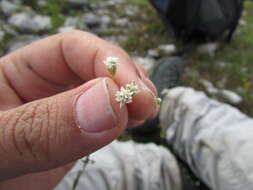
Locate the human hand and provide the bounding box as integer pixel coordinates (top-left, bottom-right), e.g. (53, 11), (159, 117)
(0, 31), (158, 189)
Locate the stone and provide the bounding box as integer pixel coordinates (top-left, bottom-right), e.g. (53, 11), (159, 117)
(133, 57), (156, 75)
(220, 90), (242, 105)
(0, 0), (19, 16)
(64, 17), (79, 27)
(101, 15), (111, 26)
(197, 42), (219, 57)
(146, 45), (176, 58)
(147, 49), (159, 58)
(150, 57), (185, 95)
(9, 0), (21, 5)
(8, 12), (37, 32)
(125, 5), (139, 16)
(200, 80), (243, 105)
(7, 35), (41, 52)
(158, 44), (176, 55)
(104, 0), (125, 6)
(63, 16), (87, 30)
(58, 26), (75, 33)
(114, 18), (128, 27)
(37, 0), (48, 8)
(239, 19), (246, 26)
(0, 30), (5, 41)
(1, 21), (18, 36)
(217, 61), (227, 68)
(34, 15), (51, 31)
(65, 0), (88, 8)
(8, 12), (51, 33)
(200, 80), (219, 94)
(82, 13), (101, 28)
(103, 36), (119, 45)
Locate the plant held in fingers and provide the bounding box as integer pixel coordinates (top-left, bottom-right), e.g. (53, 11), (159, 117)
(104, 56), (119, 78)
(115, 81), (140, 108)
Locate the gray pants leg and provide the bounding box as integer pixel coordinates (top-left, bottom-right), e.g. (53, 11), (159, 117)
(55, 141), (182, 190)
(160, 87), (253, 190)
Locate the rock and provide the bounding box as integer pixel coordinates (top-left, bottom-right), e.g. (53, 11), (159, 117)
(200, 80), (243, 105)
(58, 26), (75, 33)
(103, 36), (119, 44)
(239, 19), (246, 26)
(0, 30), (5, 41)
(37, 0), (48, 8)
(185, 68), (200, 79)
(197, 42), (219, 57)
(65, 0), (88, 8)
(220, 89), (242, 105)
(33, 15), (51, 31)
(114, 18), (128, 27)
(147, 45), (176, 58)
(104, 0), (125, 6)
(8, 12), (51, 33)
(217, 61), (227, 68)
(241, 67), (248, 74)
(101, 15), (111, 26)
(63, 16), (86, 30)
(200, 80), (219, 94)
(147, 49), (159, 58)
(1, 21), (18, 36)
(0, 0), (19, 16)
(64, 17), (79, 27)
(133, 57), (156, 75)
(151, 57), (185, 95)
(8, 12), (37, 32)
(236, 87), (246, 94)
(157, 44), (176, 55)
(125, 5), (139, 16)
(7, 35), (41, 52)
(9, 0), (21, 5)
(82, 13), (101, 28)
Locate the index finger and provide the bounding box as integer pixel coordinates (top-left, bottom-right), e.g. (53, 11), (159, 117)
(0, 30), (158, 120)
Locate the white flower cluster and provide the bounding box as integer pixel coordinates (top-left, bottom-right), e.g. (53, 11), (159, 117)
(104, 56), (119, 77)
(125, 81), (140, 95)
(104, 56), (160, 108)
(115, 81), (140, 108)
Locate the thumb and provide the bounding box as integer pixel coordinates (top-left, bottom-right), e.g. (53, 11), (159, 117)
(0, 78), (127, 180)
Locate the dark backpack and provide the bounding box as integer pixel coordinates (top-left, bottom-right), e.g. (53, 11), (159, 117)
(150, 0), (244, 44)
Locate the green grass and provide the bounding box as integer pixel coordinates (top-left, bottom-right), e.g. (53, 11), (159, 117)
(125, 0), (150, 7)
(119, 4), (172, 55)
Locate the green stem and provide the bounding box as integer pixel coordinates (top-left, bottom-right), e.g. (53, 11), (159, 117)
(71, 156), (90, 190)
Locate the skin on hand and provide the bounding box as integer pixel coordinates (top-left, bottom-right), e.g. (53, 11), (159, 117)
(0, 30), (158, 189)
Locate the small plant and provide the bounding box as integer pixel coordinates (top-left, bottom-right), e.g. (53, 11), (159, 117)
(72, 156), (94, 190)
(104, 56), (119, 78)
(155, 97), (162, 105)
(115, 81), (140, 108)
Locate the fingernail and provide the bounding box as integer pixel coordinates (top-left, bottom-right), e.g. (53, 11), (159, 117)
(142, 77), (158, 96)
(149, 104), (160, 119)
(134, 62), (149, 78)
(137, 78), (156, 98)
(135, 66), (158, 97)
(75, 80), (117, 133)
(137, 78), (160, 117)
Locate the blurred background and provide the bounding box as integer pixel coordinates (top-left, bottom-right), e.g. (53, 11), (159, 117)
(0, 0), (252, 189)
